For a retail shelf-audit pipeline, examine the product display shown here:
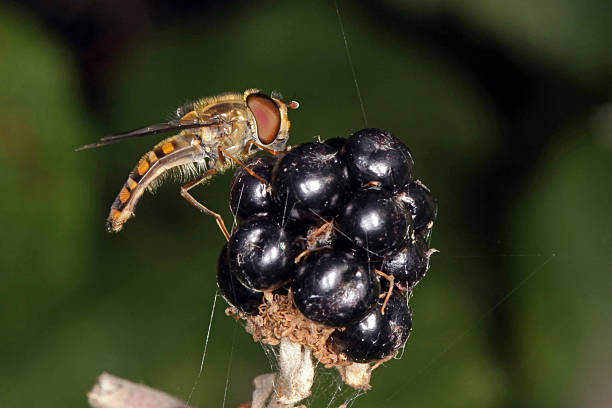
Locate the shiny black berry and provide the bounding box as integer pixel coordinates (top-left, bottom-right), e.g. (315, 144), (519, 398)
(329, 291), (412, 362)
(216, 244), (263, 315)
(397, 180), (438, 231)
(272, 142), (350, 221)
(343, 128), (414, 191)
(324, 137), (347, 152)
(293, 248), (380, 327)
(381, 234), (431, 290)
(228, 218), (301, 291)
(229, 156), (277, 222)
(337, 188), (412, 256)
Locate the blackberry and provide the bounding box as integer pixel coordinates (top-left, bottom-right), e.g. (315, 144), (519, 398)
(397, 180), (438, 231)
(228, 217), (301, 291)
(229, 156), (278, 222)
(272, 142), (350, 221)
(337, 188), (412, 256)
(216, 244), (263, 315)
(381, 234), (431, 291)
(343, 128), (414, 191)
(329, 291), (412, 363)
(293, 248), (380, 327)
(220, 127), (436, 378)
(324, 137), (348, 151)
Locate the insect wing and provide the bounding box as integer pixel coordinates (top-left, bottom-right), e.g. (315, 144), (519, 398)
(75, 118), (221, 151)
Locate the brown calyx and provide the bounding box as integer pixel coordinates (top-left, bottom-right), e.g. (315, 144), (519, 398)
(226, 291), (351, 368)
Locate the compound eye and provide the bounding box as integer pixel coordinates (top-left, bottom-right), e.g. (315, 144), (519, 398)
(247, 94), (281, 145)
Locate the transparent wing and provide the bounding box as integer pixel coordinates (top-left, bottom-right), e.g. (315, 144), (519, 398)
(75, 118), (221, 151)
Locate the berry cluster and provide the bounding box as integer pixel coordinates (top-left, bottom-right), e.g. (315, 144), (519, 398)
(217, 128), (437, 366)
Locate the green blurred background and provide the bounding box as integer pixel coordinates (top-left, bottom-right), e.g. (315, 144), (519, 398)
(1, 0), (611, 407)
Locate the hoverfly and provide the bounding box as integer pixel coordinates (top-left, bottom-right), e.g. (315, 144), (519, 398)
(77, 89), (299, 240)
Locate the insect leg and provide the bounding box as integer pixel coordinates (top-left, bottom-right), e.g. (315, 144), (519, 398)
(180, 168), (231, 241)
(218, 146), (268, 185)
(242, 139), (287, 156)
(375, 269), (395, 316)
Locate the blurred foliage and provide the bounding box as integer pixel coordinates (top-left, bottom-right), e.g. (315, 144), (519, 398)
(387, 0), (612, 80)
(512, 130), (612, 407)
(0, 1), (611, 408)
(0, 5), (95, 403)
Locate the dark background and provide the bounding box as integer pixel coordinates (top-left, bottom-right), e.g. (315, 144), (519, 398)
(1, 1), (611, 407)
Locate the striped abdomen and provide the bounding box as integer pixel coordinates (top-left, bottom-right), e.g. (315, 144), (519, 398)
(107, 133), (202, 232)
